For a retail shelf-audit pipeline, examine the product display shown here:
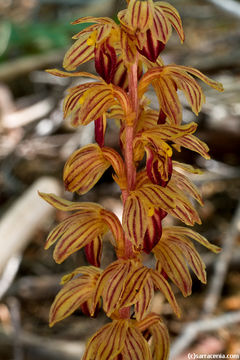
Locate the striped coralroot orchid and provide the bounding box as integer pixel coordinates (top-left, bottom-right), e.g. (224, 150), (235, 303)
(39, 1), (223, 359)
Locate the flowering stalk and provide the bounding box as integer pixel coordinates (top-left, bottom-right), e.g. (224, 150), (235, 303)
(39, 1), (223, 359)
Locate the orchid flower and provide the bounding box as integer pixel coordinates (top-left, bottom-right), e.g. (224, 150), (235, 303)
(40, 1), (223, 359)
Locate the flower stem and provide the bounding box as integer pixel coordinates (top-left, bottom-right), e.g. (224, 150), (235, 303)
(123, 57), (139, 259)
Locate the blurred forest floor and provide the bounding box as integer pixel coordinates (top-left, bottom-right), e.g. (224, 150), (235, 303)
(0, 0), (240, 359)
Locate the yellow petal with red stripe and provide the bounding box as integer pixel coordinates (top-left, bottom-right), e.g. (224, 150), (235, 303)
(127, 0), (154, 32)
(169, 237), (206, 284)
(137, 313), (170, 360)
(63, 33), (95, 71)
(139, 65), (223, 125)
(63, 82), (95, 120)
(166, 181), (201, 225)
(122, 325), (152, 360)
(120, 29), (137, 64)
(136, 184), (176, 212)
(135, 275), (154, 321)
(172, 169), (203, 205)
(153, 242), (192, 296)
(82, 320), (128, 360)
(39, 192), (102, 212)
(45, 68), (100, 80)
(72, 16), (116, 26)
(43, 213), (93, 250)
(53, 216), (107, 263)
(173, 161), (203, 174)
(150, 269), (181, 317)
(150, 320), (170, 360)
(96, 320), (128, 360)
(163, 226), (221, 254)
(119, 263), (149, 308)
(49, 268), (101, 327)
(122, 192), (148, 249)
(60, 266), (101, 285)
(156, 2), (184, 43)
(92, 260), (132, 316)
(151, 4), (172, 43)
(77, 84), (116, 126)
(174, 133), (210, 159)
(174, 65), (224, 92)
(63, 144), (111, 194)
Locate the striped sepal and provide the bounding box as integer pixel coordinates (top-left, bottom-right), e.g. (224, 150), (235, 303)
(63, 144), (111, 194)
(45, 69), (100, 80)
(63, 82), (96, 123)
(136, 313), (170, 360)
(112, 84), (133, 119)
(71, 16), (116, 29)
(137, 122), (197, 143)
(135, 275), (154, 321)
(120, 29), (137, 64)
(165, 181), (201, 225)
(154, 226), (218, 293)
(82, 320), (128, 360)
(172, 169), (203, 205)
(127, 0), (154, 32)
(53, 216), (107, 263)
(156, 2), (184, 43)
(39, 192), (102, 212)
(60, 266), (101, 285)
(122, 326), (152, 360)
(150, 320), (170, 360)
(153, 242), (192, 296)
(49, 267), (101, 327)
(136, 184), (176, 212)
(92, 260), (132, 316)
(170, 237), (207, 284)
(122, 192), (148, 249)
(94, 320), (128, 360)
(175, 65), (224, 92)
(173, 161), (203, 175)
(151, 5), (171, 43)
(138, 71), (182, 125)
(150, 269), (181, 317)
(163, 226), (221, 254)
(119, 263), (149, 308)
(63, 33), (95, 71)
(139, 65), (223, 125)
(136, 109), (158, 133)
(74, 83), (116, 126)
(174, 134), (210, 159)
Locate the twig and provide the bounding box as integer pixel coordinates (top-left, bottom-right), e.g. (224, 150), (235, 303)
(1, 98), (55, 129)
(0, 177), (61, 275)
(0, 255), (22, 300)
(7, 297), (23, 360)
(204, 0), (240, 18)
(202, 200), (240, 315)
(0, 324), (85, 360)
(0, 49), (65, 82)
(170, 311), (240, 359)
